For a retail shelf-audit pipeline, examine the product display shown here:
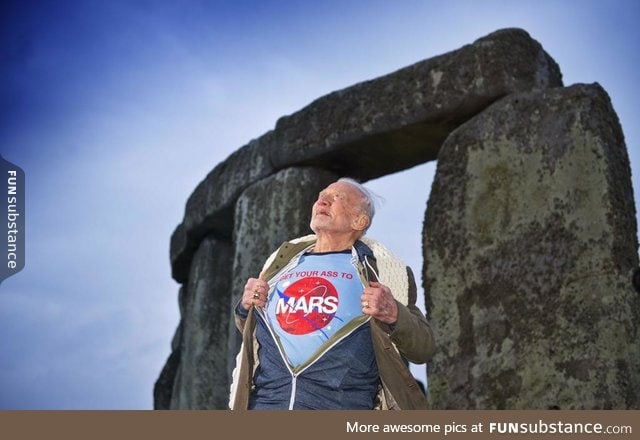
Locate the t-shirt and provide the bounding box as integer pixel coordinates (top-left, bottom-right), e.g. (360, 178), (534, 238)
(262, 250), (368, 370)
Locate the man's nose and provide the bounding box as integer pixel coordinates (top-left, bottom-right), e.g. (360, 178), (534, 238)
(317, 195), (330, 205)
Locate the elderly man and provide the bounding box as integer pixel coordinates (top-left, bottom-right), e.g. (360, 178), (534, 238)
(229, 177), (435, 410)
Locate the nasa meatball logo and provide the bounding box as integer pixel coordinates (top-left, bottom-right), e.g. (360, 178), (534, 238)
(275, 276), (339, 335)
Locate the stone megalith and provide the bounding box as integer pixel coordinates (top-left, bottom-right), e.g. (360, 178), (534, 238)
(169, 237), (233, 409)
(424, 83), (639, 409)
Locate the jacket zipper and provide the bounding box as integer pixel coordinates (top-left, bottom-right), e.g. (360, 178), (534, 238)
(289, 376), (297, 410)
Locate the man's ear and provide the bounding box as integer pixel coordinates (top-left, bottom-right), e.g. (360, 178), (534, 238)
(353, 214), (370, 232)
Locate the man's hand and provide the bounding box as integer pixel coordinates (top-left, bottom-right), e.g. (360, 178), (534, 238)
(241, 277), (269, 311)
(361, 281), (398, 324)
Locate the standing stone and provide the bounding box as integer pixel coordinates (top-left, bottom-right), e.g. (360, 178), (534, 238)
(153, 349), (181, 410)
(424, 83), (639, 409)
(227, 167), (339, 380)
(153, 286), (186, 409)
(170, 237), (233, 409)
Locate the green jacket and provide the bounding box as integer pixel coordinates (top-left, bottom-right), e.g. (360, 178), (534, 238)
(229, 235), (435, 410)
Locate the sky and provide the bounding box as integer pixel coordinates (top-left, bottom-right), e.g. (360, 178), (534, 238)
(1, 0), (639, 409)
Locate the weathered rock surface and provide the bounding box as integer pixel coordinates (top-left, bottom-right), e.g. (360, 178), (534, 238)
(423, 83), (639, 409)
(170, 27), (562, 283)
(153, 349), (180, 410)
(153, 286), (186, 409)
(169, 237), (233, 409)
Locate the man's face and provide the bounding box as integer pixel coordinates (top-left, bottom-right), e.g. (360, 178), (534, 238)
(310, 181), (368, 235)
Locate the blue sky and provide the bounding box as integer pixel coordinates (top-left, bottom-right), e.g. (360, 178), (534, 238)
(1, 0), (639, 409)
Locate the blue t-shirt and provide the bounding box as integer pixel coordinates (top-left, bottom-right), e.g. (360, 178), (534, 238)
(263, 251), (366, 369)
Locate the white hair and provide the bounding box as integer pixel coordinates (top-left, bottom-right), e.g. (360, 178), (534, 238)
(337, 177), (383, 231)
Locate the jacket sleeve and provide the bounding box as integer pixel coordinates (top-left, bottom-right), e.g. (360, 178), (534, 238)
(387, 267), (435, 364)
(234, 303), (248, 333)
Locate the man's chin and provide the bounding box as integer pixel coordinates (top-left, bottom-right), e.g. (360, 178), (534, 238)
(310, 220), (330, 233)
